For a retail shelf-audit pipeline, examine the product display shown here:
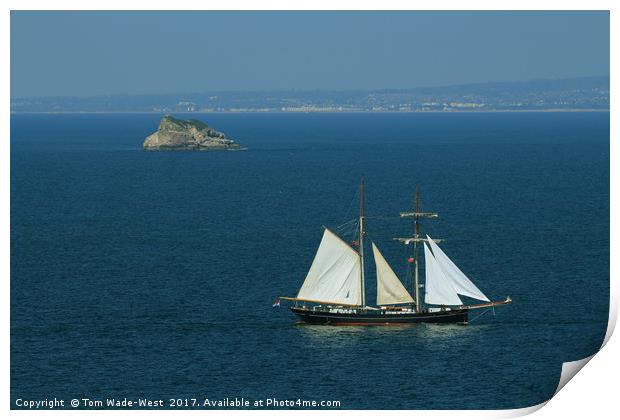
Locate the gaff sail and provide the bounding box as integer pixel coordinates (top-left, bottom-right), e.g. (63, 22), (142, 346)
(296, 228), (362, 306)
(372, 243), (414, 306)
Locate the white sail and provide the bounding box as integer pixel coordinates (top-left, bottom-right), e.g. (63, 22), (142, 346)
(296, 228), (362, 306)
(424, 243), (463, 306)
(372, 243), (414, 306)
(426, 235), (490, 302)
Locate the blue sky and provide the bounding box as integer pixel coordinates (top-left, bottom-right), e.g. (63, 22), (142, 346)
(10, 11), (609, 98)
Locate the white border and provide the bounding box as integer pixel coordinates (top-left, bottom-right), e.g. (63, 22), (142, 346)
(3, 2), (616, 419)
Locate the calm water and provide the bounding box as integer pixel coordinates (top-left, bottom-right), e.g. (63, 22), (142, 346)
(11, 112), (609, 409)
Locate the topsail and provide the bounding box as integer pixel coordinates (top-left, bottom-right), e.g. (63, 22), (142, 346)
(372, 243), (414, 306)
(296, 228), (362, 306)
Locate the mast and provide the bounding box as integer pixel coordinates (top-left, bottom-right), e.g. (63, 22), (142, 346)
(359, 177), (366, 307)
(359, 176), (366, 307)
(413, 188), (420, 312)
(394, 187), (439, 313)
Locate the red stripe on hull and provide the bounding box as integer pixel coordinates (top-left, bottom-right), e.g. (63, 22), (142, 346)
(326, 322), (415, 326)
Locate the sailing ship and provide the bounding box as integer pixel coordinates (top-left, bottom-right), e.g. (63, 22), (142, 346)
(279, 179), (511, 325)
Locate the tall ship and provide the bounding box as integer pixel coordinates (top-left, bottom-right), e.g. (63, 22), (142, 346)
(278, 179), (511, 325)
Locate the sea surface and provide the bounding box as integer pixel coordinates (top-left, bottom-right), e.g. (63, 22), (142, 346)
(11, 112), (610, 409)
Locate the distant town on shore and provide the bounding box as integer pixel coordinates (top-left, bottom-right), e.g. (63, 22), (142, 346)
(11, 76), (609, 113)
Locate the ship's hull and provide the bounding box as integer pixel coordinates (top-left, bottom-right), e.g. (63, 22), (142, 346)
(291, 307), (468, 325)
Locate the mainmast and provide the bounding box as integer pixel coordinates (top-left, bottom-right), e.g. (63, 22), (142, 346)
(359, 177), (366, 307)
(394, 187), (439, 313)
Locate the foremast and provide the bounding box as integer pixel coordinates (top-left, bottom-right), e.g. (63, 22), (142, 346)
(395, 188), (439, 313)
(394, 188), (512, 312)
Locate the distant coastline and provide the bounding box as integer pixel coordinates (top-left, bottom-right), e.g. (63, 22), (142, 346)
(10, 109), (610, 115)
(10, 76), (610, 114)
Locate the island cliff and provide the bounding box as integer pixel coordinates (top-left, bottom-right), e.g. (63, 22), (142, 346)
(143, 116), (242, 150)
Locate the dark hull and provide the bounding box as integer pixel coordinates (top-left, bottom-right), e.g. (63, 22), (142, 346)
(291, 307), (468, 325)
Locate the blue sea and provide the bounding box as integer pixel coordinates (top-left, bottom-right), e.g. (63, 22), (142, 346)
(11, 112), (609, 409)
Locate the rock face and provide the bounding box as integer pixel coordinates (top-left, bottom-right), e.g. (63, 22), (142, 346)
(143, 116), (242, 150)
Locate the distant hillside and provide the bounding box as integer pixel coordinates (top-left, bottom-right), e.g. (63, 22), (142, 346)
(11, 76), (609, 113)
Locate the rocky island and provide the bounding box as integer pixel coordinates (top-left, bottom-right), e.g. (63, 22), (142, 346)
(143, 116), (243, 151)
